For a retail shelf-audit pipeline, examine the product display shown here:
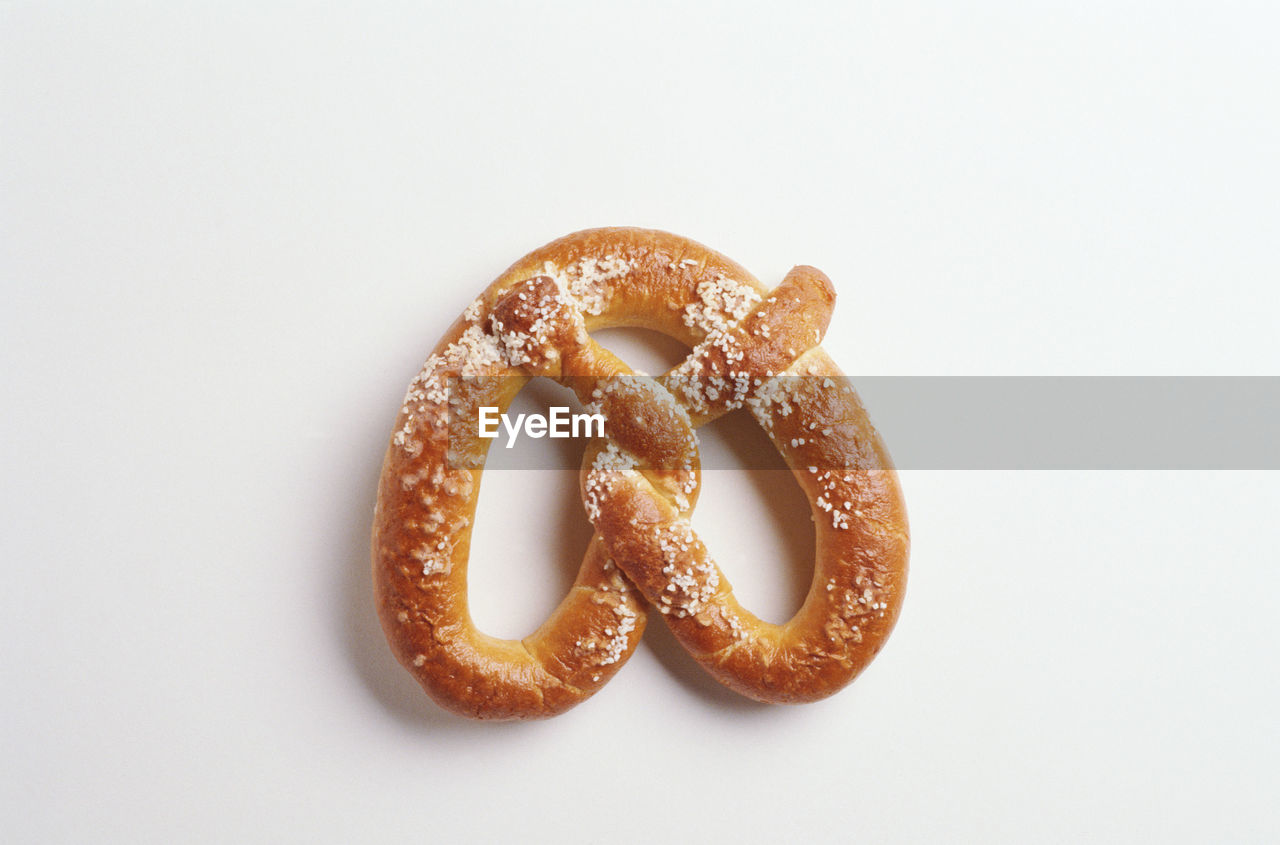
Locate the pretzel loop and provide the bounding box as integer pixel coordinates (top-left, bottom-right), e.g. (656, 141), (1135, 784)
(373, 228), (908, 719)
(582, 267), (909, 704)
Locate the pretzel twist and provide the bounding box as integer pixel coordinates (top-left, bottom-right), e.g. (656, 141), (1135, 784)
(373, 228), (909, 719)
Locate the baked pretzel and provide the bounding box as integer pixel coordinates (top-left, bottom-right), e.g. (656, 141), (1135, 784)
(372, 227), (909, 719)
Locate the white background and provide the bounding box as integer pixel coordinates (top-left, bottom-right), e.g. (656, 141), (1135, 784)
(3, 2), (1278, 842)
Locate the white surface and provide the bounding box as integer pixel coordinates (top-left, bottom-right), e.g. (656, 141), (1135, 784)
(3, 2), (1278, 842)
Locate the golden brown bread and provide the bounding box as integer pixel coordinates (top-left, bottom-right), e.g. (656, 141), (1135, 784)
(372, 227), (909, 719)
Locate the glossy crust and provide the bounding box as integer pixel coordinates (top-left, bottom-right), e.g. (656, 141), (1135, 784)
(372, 227), (909, 719)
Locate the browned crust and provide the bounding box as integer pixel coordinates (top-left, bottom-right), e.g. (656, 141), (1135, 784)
(372, 227), (909, 719)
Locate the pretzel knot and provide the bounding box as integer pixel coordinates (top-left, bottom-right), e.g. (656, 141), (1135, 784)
(373, 228), (909, 720)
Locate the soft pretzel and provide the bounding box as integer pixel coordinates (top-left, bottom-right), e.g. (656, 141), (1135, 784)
(372, 227), (909, 719)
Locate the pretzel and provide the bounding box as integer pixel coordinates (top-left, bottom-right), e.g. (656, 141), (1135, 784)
(372, 228), (909, 719)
